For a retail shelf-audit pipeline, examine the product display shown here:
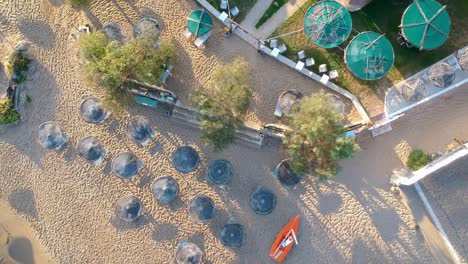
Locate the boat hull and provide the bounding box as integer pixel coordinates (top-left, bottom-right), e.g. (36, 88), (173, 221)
(269, 215), (300, 262)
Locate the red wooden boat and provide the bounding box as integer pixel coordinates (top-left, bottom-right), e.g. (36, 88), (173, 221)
(269, 215), (300, 262)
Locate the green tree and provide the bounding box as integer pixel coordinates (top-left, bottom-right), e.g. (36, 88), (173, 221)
(406, 150), (432, 171)
(192, 57), (252, 151)
(0, 99), (20, 124)
(7, 50), (31, 84)
(66, 0), (90, 8)
(284, 91), (359, 179)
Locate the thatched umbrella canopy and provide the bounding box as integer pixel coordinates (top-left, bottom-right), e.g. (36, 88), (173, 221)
(103, 22), (125, 43)
(220, 222), (246, 249)
(36, 122), (67, 150)
(207, 159), (233, 186)
(336, 0), (372, 12)
(77, 136), (105, 163)
(133, 18), (160, 40)
(115, 195), (143, 223)
(429, 62), (455, 88)
(79, 97), (109, 124)
(400, 79), (426, 102)
(152, 176), (179, 204)
(111, 152), (140, 179)
(188, 195), (215, 223)
(277, 90), (303, 116)
(175, 242), (204, 264)
(172, 146), (200, 173)
(249, 186), (276, 215)
(127, 115), (154, 145)
(273, 159), (302, 187)
(458, 49), (468, 71)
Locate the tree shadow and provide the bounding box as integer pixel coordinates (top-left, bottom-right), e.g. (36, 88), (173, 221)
(8, 237), (35, 264)
(153, 222), (178, 241)
(18, 19), (56, 49)
(47, 0), (64, 7)
(164, 39), (196, 101)
(9, 188), (38, 219)
(318, 192), (343, 214)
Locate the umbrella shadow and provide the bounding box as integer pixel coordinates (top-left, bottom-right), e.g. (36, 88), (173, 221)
(152, 222), (178, 241)
(318, 192), (343, 214)
(163, 39), (196, 100)
(168, 196), (185, 212)
(63, 141), (77, 162)
(7, 237), (35, 264)
(110, 0), (137, 25)
(110, 213), (153, 231)
(47, 0), (64, 7)
(83, 8), (103, 29)
(9, 188), (38, 220)
(148, 141), (164, 156)
(18, 19), (56, 49)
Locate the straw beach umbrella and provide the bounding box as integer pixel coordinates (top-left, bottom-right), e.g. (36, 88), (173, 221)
(277, 90), (303, 116)
(400, 0), (450, 50)
(459, 49), (468, 71)
(207, 159), (233, 186)
(187, 10), (213, 37)
(111, 152), (141, 179)
(249, 186), (276, 215)
(400, 79), (426, 102)
(220, 220), (246, 249)
(172, 146), (200, 173)
(133, 18), (161, 40)
(428, 62), (455, 88)
(115, 195), (143, 223)
(336, 0), (372, 12)
(345, 32), (394, 80)
(127, 115), (155, 145)
(152, 176), (179, 204)
(175, 241), (204, 264)
(36, 122), (68, 150)
(273, 159), (302, 188)
(77, 136), (106, 164)
(188, 195), (215, 223)
(79, 97), (109, 124)
(103, 22), (125, 43)
(304, 1), (352, 49)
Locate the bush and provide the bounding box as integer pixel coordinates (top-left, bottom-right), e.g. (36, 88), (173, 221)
(255, 0), (289, 28)
(7, 51), (30, 84)
(66, 0), (90, 8)
(406, 150), (432, 171)
(0, 99), (20, 124)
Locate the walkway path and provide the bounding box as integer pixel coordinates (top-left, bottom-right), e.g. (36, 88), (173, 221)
(241, 0), (308, 39)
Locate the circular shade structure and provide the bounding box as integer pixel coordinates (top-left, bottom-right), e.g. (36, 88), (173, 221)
(304, 1), (352, 49)
(188, 195), (215, 223)
(175, 242), (203, 264)
(207, 159), (233, 186)
(220, 222), (246, 248)
(36, 122), (67, 150)
(401, 0), (450, 50)
(111, 152), (140, 179)
(400, 79), (426, 102)
(249, 186), (276, 215)
(77, 136), (105, 163)
(277, 90), (303, 116)
(273, 159), (302, 187)
(428, 62), (455, 88)
(187, 10), (213, 37)
(79, 97), (108, 124)
(345, 32), (394, 81)
(133, 18), (160, 40)
(151, 176), (179, 204)
(115, 195), (143, 223)
(103, 22), (125, 43)
(459, 49), (468, 71)
(172, 146), (200, 173)
(127, 115), (154, 145)
(336, 0), (372, 12)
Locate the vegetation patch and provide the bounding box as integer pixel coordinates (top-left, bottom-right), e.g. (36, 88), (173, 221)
(406, 150), (432, 171)
(206, 0), (257, 21)
(66, 0), (90, 8)
(7, 50), (31, 85)
(0, 98), (20, 124)
(255, 0), (289, 29)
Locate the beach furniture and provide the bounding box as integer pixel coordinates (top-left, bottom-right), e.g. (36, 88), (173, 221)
(270, 39), (278, 49)
(295, 61), (305, 71)
(172, 146), (200, 173)
(297, 50), (305, 60)
(188, 195), (215, 223)
(126, 115), (156, 146)
(329, 70), (338, 79)
(36, 122), (68, 150)
(220, 218), (246, 248)
(183, 28), (192, 39)
(428, 62), (455, 88)
(269, 215), (300, 262)
(207, 159), (233, 187)
(152, 176), (179, 204)
(187, 10), (213, 37)
(274, 90), (303, 117)
(78, 25), (90, 34)
(319, 64), (327, 73)
(278, 44), (287, 54)
(305, 57), (315, 67)
(400, 79), (426, 103)
(160, 65), (174, 84)
(175, 240), (204, 264)
(133, 18), (160, 46)
(230, 6), (240, 17)
(134, 95), (159, 108)
(77, 136), (106, 165)
(249, 186), (276, 215)
(115, 195), (143, 223)
(103, 22), (125, 43)
(271, 48), (280, 58)
(194, 32), (211, 48)
(320, 74), (330, 84)
(273, 159), (302, 188)
(111, 152), (142, 179)
(220, 0), (228, 10)
(219, 12), (229, 22)
(80, 97), (109, 124)
(459, 49), (468, 71)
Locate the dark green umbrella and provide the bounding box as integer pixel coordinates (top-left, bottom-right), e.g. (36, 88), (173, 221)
(207, 159), (233, 186)
(77, 136), (106, 164)
(187, 10), (213, 37)
(188, 195), (215, 223)
(249, 186), (276, 215)
(273, 159), (302, 188)
(36, 122), (67, 150)
(175, 241), (204, 264)
(220, 222), (246, 248)
(172, 146), (200, 173)
(115, 195), (143, 223)
(152, 176), (179, 204)
(80, 97), (109, 124)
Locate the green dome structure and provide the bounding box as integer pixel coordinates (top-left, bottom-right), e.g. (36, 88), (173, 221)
(345, 32), (394, 80)
(187, 10), (213, 37)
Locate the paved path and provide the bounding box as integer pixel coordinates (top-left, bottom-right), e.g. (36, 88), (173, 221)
(241, 0), (308, 39)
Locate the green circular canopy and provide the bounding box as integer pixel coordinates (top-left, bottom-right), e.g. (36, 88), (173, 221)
(187, 10), (213, 37)
(401, 0), (450, 50)
(304, 1), (352, 48)
(345, 32), (394, 81)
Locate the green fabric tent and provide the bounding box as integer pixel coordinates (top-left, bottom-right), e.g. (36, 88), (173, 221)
(401, 0), (450, 50)
(187, 10), (213, 37)
(304, 1), (352, 48)
(345, 32), (394, 80)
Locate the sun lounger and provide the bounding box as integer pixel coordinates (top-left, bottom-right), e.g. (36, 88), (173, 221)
(231, 6), (240, 17)
(295, 61), (305, 71)
(220, 0), (228, 9)
(278, 44), (287, 54)
(194, 32), (211, 48)
(329, 70), (338, 79)
(297, 50), (305, 60)
(305, 58), (315, 67)
(319, 64), (327, 73)
(320, 74), (330, 84)
(219, 12), (229, 22)
(270, 39), (278, 49)
(183, 28), (192, 39)
(271, 48), (280, 57)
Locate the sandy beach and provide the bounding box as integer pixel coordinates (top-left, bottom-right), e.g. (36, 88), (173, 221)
(2, 0), (467, 263)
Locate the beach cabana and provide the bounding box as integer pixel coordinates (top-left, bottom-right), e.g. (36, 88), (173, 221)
(274, 90), (303, 117)
(127, 115), (155, 145)
(115, 195), (143, 223)
(400, 0), (451, 50)
(220, 220), (246, 249)
(345, 32), (394, 80)
(188, 195), (215, 223)
(207, 159), (233, 186)
(400, 79), (426, 102)
(336, 0), (372, 12)
(79, 97), (109, 124)
(172, 146), (200, 173)
(111, 152), (141, 179)
(273, 159), (302, 188)
(36, 122), (68, 150)
(459, 49), (468, 71)
(152, 176), (179, 204)
(428, 62), (455, 88)
(175, 240), (204, 264)
(249, 186), (276, 215)
(304, 1), (352, 49)
(77, 136), (106, 165)
(133, 18), (161, 40)
(187, 10), (213, 37)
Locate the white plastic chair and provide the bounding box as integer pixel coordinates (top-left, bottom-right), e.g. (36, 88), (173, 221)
(306, 58), (315, 66)
(219, 12), (229, 22)
(329, 70), (339, 79)
(320, 74), (330, 84)
(231, 6), (240, 17)
(278, 44), (287, 54)
(183, 28), (192, 39)
(297, 50), (305, 60)
(295, 61), (305, 71)
(271, 48), (280, 57)
(319, 64), (327, 73)
(194, 32), (211, 48)
(220, 0), (228, 9)
(270, 39), (278, 49)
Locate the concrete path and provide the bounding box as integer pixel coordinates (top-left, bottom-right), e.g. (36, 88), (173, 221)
(241, 0), (308, 39)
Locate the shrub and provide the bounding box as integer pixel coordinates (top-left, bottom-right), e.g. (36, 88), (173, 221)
(0, 99), (20, 124)
(7, 50), (30, 84)
(406, 150), (432, 171)
(66, 0), (90, 8)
